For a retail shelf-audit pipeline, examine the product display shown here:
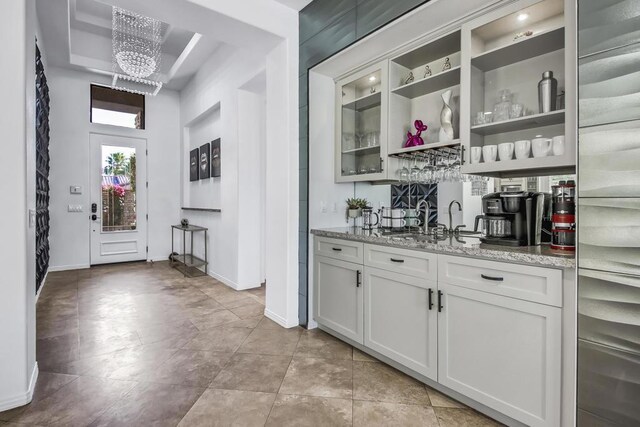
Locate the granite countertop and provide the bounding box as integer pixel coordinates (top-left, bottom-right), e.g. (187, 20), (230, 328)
(311, 227), (576, 269)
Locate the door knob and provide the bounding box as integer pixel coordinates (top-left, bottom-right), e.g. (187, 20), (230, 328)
(91, 214), (100, 221)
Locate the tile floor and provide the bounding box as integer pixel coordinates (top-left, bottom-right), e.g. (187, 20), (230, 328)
(0, 261), (502, 426)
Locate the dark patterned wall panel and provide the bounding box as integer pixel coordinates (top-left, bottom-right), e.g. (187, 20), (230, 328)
(299, 8), (357, 74)
(355, 0), (427, 38)
(299, 0), (356, 45)
(578, 0), (640, 58)
(35, 43), (50, 293)
(299, 72), (308, 108)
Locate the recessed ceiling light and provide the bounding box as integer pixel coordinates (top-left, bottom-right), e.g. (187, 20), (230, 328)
(517, 13), (529, 21)
(535, 135), (543, 138)
(369, 76), (376, 82)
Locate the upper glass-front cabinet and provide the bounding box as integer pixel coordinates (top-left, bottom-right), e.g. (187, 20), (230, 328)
(336, 61), (389, 182)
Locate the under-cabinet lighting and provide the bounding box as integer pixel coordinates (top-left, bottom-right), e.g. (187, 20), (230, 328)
(517, 13), (529, 21)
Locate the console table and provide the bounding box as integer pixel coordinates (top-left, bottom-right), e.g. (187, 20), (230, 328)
(170, 224), (208, 277)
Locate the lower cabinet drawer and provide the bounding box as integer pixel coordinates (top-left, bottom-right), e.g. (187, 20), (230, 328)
(438, 255), (563, 307)
(364, 244), (436, 280)
(314, 237), (363, 264)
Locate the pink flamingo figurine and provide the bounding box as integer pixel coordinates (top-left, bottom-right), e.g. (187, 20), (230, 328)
(404, 120), (428, 147)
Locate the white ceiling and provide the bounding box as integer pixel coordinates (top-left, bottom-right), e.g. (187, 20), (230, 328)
(37, 0), (280, 90)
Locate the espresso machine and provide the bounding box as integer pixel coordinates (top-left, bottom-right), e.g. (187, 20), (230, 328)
(474, 191), (545, 246)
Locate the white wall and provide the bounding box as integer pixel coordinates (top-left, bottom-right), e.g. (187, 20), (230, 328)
(0, 0), (38, 411)
(180, 45), (266, 291)
(47, 67), (181, 270)
(265, 41), (300, 327)
(177, 0), (300, 327)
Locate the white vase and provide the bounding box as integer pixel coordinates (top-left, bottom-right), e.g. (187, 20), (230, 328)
(439, 89), (454, 142)
(347, 208), (362, 219)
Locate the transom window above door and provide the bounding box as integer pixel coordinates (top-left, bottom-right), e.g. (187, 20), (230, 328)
(90, 84), (145, 129)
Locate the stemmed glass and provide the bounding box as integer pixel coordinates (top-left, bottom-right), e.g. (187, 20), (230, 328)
(397, 158), (410, 183)
(420, 153), (435, 184)
(410, 158), (422, 183)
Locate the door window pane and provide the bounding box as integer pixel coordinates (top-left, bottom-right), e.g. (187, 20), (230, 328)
(101, 146), (137, 232)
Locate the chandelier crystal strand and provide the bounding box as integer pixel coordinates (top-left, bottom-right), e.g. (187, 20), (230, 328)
(112, 7), (161, 79)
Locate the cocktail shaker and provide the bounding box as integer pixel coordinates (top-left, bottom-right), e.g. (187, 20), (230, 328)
(538, 71), (558, 113)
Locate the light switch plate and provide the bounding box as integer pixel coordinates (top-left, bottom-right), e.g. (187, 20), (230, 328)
(70, 186), (82, 195)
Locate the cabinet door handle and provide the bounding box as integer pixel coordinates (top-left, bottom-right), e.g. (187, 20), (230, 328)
(428, 288), (434, 310)
(356, 270), (361, 287)
(332, 247), (342, 252)
(481, 274), (504, 282)
(437, 290), (443, 312)
(390, 258), (404, 263)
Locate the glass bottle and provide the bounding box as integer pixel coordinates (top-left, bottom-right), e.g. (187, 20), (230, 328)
(493, 89), (512, 122)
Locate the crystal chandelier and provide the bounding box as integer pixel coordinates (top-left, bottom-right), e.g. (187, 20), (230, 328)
(112, 7), (163, 95)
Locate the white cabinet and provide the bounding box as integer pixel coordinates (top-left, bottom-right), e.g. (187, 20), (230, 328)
(313, 255), (364, 344)
(313, 236), (564, 427)
(460, 0), (576, 177)
(335, 61), (391, 182)
(437, 282), (561, 427)
(363, 267), (438, 380)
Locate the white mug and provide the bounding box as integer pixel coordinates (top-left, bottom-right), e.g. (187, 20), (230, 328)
(391, 208), (406, 219)
(514, 140), (531, 160)
(532, 138), (552, 158)
(381, 218), (392, 228)
(391, 218), (406, 228)
(498, 142), (514, 161)
(405, 209), (418, 217)
(470, 147), (482, 164)
(406, 218), (422, 227)
(552, 135), (565, 156)
(482, 145), (497, 163)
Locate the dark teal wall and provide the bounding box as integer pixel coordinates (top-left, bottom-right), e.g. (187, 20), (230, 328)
(298, 0), (430, 325)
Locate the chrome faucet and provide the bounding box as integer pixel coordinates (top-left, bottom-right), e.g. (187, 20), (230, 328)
(448, 200), (462, 234)
(416, 198), (431, 233)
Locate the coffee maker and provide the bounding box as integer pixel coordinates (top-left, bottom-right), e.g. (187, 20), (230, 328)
(474, 191), (545, 246)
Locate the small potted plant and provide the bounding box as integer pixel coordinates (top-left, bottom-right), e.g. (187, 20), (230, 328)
(346, 198), (368, 219)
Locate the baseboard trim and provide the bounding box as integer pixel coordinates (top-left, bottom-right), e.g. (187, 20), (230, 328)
(28, 363), (38, 400)
(0, 363), (38, 412)
(35, 271), (49, 303)
(264, 309), (299, 329)
(209, 271), (241, 290)
(48, 264), (90, 272)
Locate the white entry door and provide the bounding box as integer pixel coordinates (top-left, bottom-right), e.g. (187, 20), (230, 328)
(90, 133), (147, 265)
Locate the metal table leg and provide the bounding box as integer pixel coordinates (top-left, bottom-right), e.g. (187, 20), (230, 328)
(183, 229), (187, 277)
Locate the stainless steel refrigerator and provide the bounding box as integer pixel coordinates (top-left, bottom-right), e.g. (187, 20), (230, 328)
(578, 1), (640, 425)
